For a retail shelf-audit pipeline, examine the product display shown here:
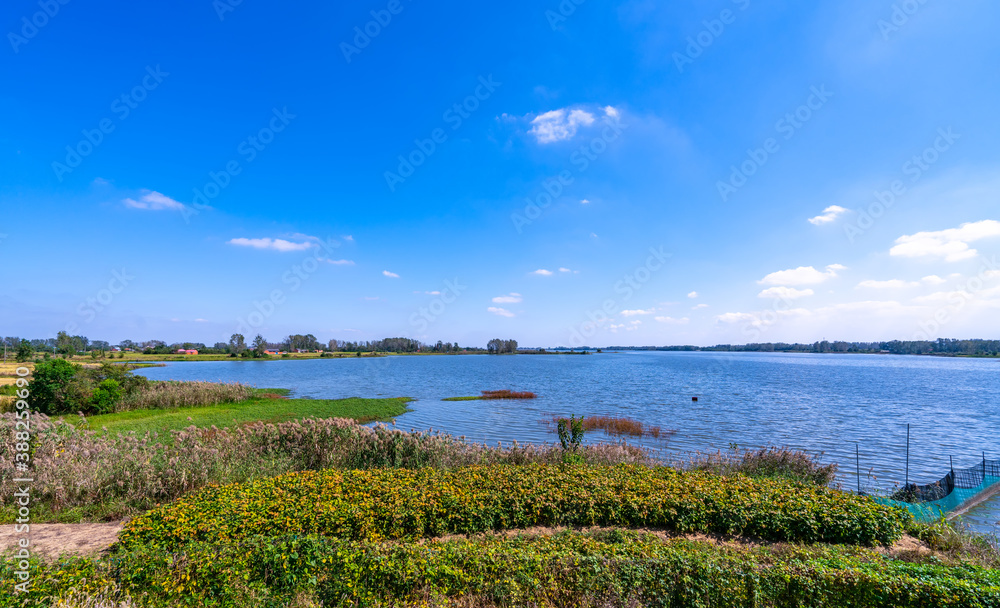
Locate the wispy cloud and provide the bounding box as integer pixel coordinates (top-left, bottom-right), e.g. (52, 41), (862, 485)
(758, 287), (815, 299)
(322, 259), (355, 265)
(655, 316), (690, 324)
(228, 237), (316, 252)
(890, 220), (1000, 262)
(492, 293), (523, 304)
(758, 264), (846, 286)
(808, 205), (848, 225)
(383, 270), (400, 278)
(123, 190), (187, 212)
(692, 304), (709, 310)
(621, 308), (654, 316)
(531, 269), (554, 276)
(687, 291), (699, 299)
(529, 108), (596, 143)
(488, 306), (515, 318)
(856, 279), (917, 289)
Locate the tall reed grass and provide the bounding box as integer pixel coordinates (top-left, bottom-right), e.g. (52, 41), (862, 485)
(685, 446), (838, 486)
(481, 390), (537, 399)
(0, 414), (652, 520)
(118, 381), (254, 411)
(549, 415), (675, 440)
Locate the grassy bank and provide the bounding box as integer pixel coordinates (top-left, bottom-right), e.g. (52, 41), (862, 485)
(62, 392), (412, 435)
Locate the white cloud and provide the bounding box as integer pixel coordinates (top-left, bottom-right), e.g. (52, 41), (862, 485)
(492, 293), (523, 304)
(383, 270), (400, 278)
(716, 312), (758, 324)
(228, 237), (316, 252)
(488, 307), (515, 318)
(603, 106), (620, 118)
(558, 267), (579, 274)
(855, 279), (917, 289)
(342, 235), (354, 242)
(620, 308), (654, 317)
(759, 264), (846, 286)
(123, 190), (187, 212)
(922, 275), (946, 285)
(655, 316), (690, 324)
(531, 269), (554, 276)
(716, 308), (811, 327)
(757, 287), (815, 299)
(692, 304), (709, 310)
(322, 259), (355, 265)
(687, 291), (699, 299)
(890, 220), (1000, 262)
(581, 199), (591, 204)
(808, 205), (848, 225)
(529, 108), (596, 143)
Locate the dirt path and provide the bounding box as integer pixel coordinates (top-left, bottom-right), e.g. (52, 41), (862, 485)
(0, 522), (124, 558)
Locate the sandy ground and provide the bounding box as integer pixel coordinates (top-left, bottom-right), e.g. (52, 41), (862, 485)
(0, 522), (124, 558)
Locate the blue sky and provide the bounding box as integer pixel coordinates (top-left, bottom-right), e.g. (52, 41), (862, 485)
(2, 0), (1000, 347)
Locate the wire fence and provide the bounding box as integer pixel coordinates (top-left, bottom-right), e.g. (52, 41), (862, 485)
(875, 455), (1000, 521)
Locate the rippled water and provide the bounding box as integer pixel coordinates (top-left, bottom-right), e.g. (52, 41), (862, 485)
(136, 351), (1000, 533)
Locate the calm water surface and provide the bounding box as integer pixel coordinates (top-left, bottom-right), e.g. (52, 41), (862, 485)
(136, 351), (1000, 533)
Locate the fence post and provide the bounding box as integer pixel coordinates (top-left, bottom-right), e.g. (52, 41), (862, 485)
(856, 443), (861, 494)
(905, 424), (910, 490)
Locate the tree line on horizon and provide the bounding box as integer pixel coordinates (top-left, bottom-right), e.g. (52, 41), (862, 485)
(607, 339), (1000, 356)
(1, 333), (523, 359)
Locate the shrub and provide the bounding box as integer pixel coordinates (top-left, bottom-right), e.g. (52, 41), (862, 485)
(28, 359), (88, 415)
(7, 532), (997, 608)
(90, 379), (122, 414)
(0, 416), (651, 520)
(120, 464), (909, 550)
(687, 445), (839, 486)
(481, 390), (536, 399)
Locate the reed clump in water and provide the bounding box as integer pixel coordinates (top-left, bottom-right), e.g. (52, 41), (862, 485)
(549, 415), (676, 440)
(481, 390), (537, 400)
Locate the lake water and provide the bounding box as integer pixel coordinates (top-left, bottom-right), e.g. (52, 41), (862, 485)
(136, 351), (1000, 534)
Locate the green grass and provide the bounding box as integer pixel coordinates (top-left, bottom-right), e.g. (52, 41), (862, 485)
(60, 392), (412, 436)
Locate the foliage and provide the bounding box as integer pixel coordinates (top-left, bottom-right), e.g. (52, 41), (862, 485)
(7, 531), (998, 607)
(486, 338), (518, 354)
(119, 464), (909, 550)
(0, 414), (647, 522)
(686, 445), (840, 486)
(15, 339), (33, 362)
(251, 334), (268, 358)
(227, 333), (246, 357)
(27, 359), (88, 415)
(556, 415), (585, 451)
(89, 379), (122, 414)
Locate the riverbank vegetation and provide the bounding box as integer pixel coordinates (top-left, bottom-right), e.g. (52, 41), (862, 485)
(444, 390), (538, 401)
(549, 414), (674, 440)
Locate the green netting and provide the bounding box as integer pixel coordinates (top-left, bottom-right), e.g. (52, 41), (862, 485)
(873, 458), (1000, 522)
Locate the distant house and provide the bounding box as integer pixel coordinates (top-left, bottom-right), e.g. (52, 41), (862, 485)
(176, 349), (199, 355)
(264, 349), (279, 356)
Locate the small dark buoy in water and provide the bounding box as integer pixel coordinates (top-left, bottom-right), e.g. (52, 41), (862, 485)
(692, 397), (698, 402)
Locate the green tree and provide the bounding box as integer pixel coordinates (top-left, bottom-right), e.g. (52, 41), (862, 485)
(15, 339), (33, 362)
(28, 359), (86, 415)
(252, 334), (268, 358)
(229, 333), (247, 357)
